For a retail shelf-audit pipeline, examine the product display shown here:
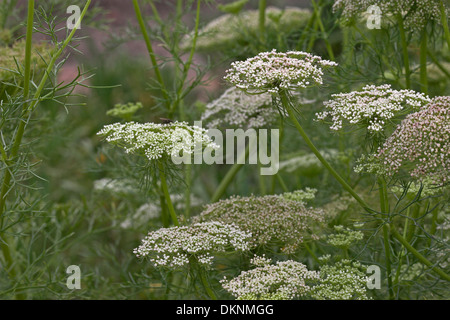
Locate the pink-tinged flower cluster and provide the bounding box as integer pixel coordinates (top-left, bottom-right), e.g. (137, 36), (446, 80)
(316, 84), (430, 133)
(224, 49), (337, 94)
(376, 96), (450, 184)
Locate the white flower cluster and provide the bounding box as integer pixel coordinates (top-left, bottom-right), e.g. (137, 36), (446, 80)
(201, 87), (278, 129)
(120, 194), (204, 229)
(133, 221), (252, 268)
(279, 149), (338, 175)
(316, 84), (431, 132)
(224, 49), (337, 94)
(310, 260), (371, 300)
(333, 0), (447, 31)
(180, 6), (312, 52)
(97, 121), (219, 161)
(93, 178), (138, 195)
(194, 194), (325, 254)
(221, 257), (320, 300)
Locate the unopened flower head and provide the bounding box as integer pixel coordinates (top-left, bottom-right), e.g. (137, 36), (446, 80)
(106, 102), (143, 121)
(333, 0), (447, 31)
(0, 40), (53, 81)
(97, 121), (219, 161)
(375, 96), (450, 185)
(201, 87), (278, 129)
(224, 49), (337, 95)
(194, 193), (325, 253)
(316, 84), (430, 133)
(221, 257), (320, 300)
(133, 221), (252, 268)
(326, 225), (364, 248)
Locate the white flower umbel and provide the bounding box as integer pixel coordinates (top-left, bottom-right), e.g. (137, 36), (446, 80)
(201, 87), (277, 129)
(97, 121), (219, 161)
(316, 84), (430, 133)
(194, 194), (325, 254)
(221, 257), (320, 300)
(333, 0), (447, 31)
(224, 49), (337, 94)
(133, 221), (252, 268)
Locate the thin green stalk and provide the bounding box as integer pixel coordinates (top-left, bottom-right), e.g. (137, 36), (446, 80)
(258, 0), (266, 43)
(210, 140), (251, 203)
(198, 265), (217, 300)
(397, 13), (411, 88)
(378, 177), (394, 300)
(159, 194), (170, 228)
(393, 206), (411, 291)
(132, 0), (170, 110)
(311, 0), (335, 60)
(0, 0), (33, 300)
(419, 28), (428, 94)
(280, 91), (369, 211)
(427, 48), (450, 79)
(191, 257), (217, 300)
(276, 173), (288, 192)
(0, 0), (91, 220)
(306, 14), (320, 52)
(296, 10), (316, 50)
(158, 161), (179, 226)
(184, 163), (192, 219)
(390, 224), (450, 282)
(440, 1), (450, 50)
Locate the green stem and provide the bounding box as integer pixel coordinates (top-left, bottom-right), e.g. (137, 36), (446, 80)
(195, 259), (217, 300)
(440, 1), (450, 50)
(280, 91), (369, 211)
(184, 163), (192, 219)
(210, 141), (251, 203)
(393, 206), (411, 292)
(296, 10), (316, 50)
(427, 48), (450, 79)
(276, 173), (289, 192)
(397, 13), (411, 89)
(390, 224), (450, 282)
(171, 0), (201, 118)
(311, 0), (335, 60)
(132, 0), (170, 111)
(419, 28), (428, 94)
(378, 177), (394, 300)
(258, 0), (266, 43)
(158, 161), (179, 226)
(0, 0), (33, 300)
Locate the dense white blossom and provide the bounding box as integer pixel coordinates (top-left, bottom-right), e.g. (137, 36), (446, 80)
(97, 121), (219, 161)
(316, 84), (430, 133)
(221, 257), (320, 300)
(133, 221), (252, 268)
(224, 49), (337, 94)
(201, 87), (278, 129)
(194, 193), (325, 253)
